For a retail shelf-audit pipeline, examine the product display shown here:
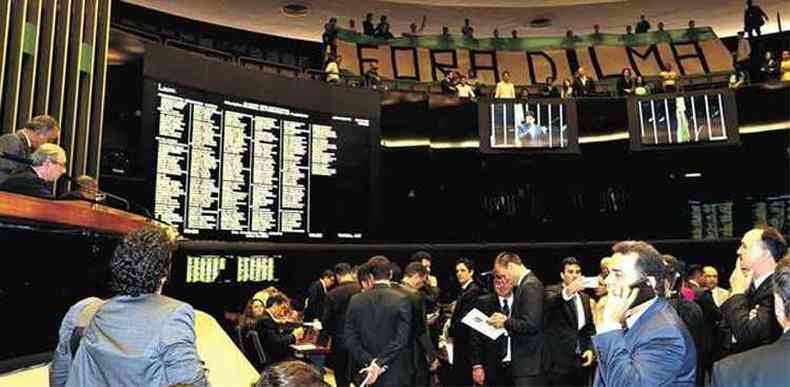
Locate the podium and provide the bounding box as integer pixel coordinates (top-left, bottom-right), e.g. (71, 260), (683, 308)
(0, 192), (161, 235)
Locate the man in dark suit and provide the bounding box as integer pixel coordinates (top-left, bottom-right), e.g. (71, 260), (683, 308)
(448, 258), (484, 386)
(256, 293), (305, 366)
(304, 269), (335, 323)
(344, 256), (414, 386)
(592, 241), (696, 387)
(0, 115), (60, 185)
(470, 267), (517, 386)
(712, 256), (790, 386)
(720, 227), (785, 355)
(543, 257), (596, 386)
(0, 143), (67, 198)
(394, 261), (438, 386)
(489, 252), (545, 385)
(319, 263), (360, 387)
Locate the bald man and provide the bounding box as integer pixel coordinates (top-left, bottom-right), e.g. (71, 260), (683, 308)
(703, 267), (731, 307)
(720, 227), (786, 355)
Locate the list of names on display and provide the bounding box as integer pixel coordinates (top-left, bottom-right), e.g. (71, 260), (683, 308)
(153, 83), (350, 239)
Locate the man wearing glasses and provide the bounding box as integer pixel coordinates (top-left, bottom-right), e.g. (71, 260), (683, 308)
(0, 143), (67, 198)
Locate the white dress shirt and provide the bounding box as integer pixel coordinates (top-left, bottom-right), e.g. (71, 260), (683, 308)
(562, 287), (587, 330)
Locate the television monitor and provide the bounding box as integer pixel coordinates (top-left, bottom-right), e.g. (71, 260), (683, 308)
(627, 88), (739, 151)
(478, 98), (580, 154)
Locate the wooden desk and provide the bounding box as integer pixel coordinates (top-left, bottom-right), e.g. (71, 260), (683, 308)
(0, 192), (168, 236)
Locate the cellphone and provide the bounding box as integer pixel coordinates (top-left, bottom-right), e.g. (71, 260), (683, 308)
(581, 276), (600, 289)
(628, 278), (656, 308)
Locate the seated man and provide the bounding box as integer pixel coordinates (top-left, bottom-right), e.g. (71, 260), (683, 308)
(255, 294), (305, 367)
(59, 175), (98, 200)
(50, 226), (209, 386)
(0, 143), (67, 198)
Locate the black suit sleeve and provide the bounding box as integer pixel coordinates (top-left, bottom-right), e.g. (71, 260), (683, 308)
(580, 295), (596, 353)
(543, 285), (566, 314)
(375, 296), (413, 367)
(505, 279), (543, 336)
(720, 292), (779, 350)
(344, 297), (374, 366)
(256, 318), (295, 361)
(318, 292), (336, 346)
(469, 330), (486, 368)
(413, 294), (437, 362)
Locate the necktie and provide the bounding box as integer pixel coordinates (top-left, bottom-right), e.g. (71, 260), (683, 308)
(500, 298), (510, 360)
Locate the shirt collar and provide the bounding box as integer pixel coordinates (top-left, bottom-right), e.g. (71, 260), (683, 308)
(461, 279), (472, 290)
(498, 293), (514, 305)
(19, 131), (32, 149)
(754, 272), (772, 290)
(626, 297), (657, 328)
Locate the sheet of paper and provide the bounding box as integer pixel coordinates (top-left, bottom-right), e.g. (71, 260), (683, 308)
(445, 342), (454, 365)
(461, 308), (507, 340)
(290, 343), (317, 351)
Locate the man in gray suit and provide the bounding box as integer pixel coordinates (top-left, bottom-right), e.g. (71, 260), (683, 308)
(50, 226), (209, 387)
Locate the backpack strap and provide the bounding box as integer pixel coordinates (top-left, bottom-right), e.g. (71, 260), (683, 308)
(69, 299), (107, 358)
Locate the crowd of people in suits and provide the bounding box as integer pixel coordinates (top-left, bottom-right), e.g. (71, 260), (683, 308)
(235, 225), (789, 387)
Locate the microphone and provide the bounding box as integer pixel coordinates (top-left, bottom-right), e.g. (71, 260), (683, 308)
(61, 174), (153, 218)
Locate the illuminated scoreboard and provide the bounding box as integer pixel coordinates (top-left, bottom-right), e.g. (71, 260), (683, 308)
(185, 254), (279, 284)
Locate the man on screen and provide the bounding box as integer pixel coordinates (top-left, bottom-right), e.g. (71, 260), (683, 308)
(516, 112), (548, 147)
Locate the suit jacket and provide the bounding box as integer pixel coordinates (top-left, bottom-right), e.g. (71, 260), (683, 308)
(542, 284), (595, 375)
(319, 281), (361, 348)
(344, 283), (414, 386)
(572, 76), (594, 97)
(304, 280), (327, 322)
(394, 283), (437, 386)
(469, 293), (512, 385)
(255, 311), (296, 364)
(719, 274), (782, 354)
(0, 132), (31, 185)
(505, 271), (544, 377)
(0, 167), (52, 198)
(712, 330), (790, 387)
(50, 295), (208, 387)
(449, 281), (484, 383)
(593, 298), (696, 387)
(668, 297), (707, 386)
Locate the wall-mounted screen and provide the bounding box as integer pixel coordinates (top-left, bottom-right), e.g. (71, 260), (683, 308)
(628, 88), (739, 151)
(479, 98), (580, 154)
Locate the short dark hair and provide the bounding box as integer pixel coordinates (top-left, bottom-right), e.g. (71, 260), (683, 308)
(321, 270), (335, 280)
(109, 227), (175, 296)
(24, 115), (59, 133)
(266, 293), (289, 308)
(334, 263), (352, 276)
(494, 251), (522, 266)
(687, 264), (703, 278)
(662, 254), (686, 295)
(412, 251), (431, 262)
(404, 261), (428, 278)
(356, 263), (371, 285)
(367, 256), (392, 280)
(390, 262), (403, 283)
(759, 226), (788, 261)
(773, 257), (790, 319)
(613, 241), (666, 295)
(256, 360), (328, 387)
(561, 257), (581, 272)
(456, 258), (474, 272)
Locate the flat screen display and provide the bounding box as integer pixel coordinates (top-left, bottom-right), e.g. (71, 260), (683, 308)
(628, 88), (739, 150)
(479, 98), (580, 154)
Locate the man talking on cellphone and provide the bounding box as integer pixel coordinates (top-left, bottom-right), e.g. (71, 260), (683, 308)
(592, 241), (697, 387)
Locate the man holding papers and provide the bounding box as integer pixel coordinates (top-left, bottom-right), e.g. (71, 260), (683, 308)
(470, 267), (517, 386)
